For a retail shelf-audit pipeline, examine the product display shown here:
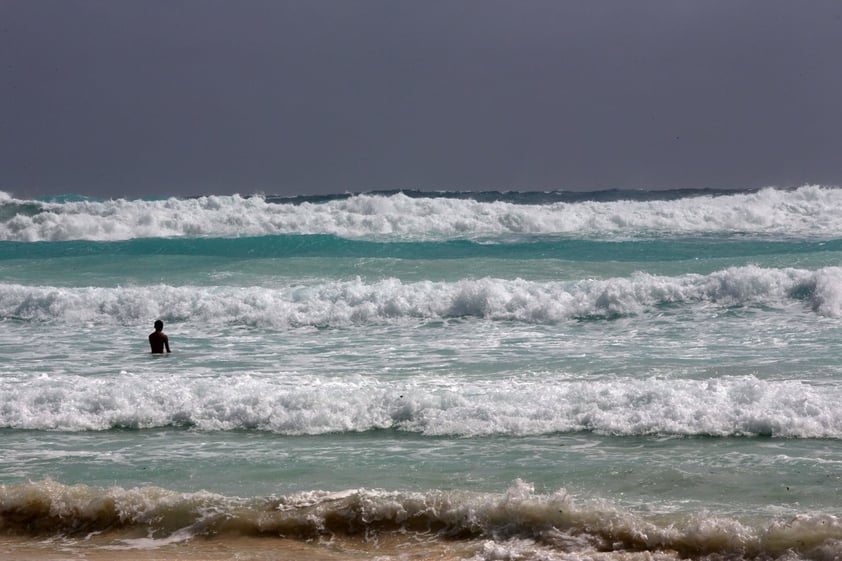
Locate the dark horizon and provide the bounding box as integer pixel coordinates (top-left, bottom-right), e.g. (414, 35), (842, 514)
(3, 1), (841, 200)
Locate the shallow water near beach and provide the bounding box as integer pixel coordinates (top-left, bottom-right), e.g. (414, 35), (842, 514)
(3, 186), (842, 560)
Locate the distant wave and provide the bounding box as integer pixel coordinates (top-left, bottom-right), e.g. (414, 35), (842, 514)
(3, 479), (842, 561)
(32, 186), (758, 206)
(1, 266), (840, 326)
(2, 371), (841, 437)
(1, 185), (841, 242)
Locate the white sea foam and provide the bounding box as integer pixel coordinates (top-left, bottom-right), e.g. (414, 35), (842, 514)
(2, 185), (842, 241)
(1, 266), (840, 326)
(1, 370), (840, 437)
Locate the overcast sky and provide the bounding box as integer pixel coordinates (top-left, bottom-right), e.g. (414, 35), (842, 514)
(2, 1), (841, 199)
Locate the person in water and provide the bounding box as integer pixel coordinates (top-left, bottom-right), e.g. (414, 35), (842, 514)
(149, 320), (171, 353)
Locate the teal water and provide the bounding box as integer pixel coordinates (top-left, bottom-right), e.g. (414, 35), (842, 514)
(3, 186), (842, 559)
(4, 428), (842, 517)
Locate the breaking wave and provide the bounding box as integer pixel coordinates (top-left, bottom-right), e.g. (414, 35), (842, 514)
(2, 266), (841, 326)
(1, 372), (840, 437)
(2, 185), (842, 241)
(3, 480), (842, 561)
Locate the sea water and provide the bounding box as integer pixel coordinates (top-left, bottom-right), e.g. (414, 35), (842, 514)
(2, 186), (842, 560)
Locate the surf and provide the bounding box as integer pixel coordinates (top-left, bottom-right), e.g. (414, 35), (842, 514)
(3, 479), (842, 561)
(1, 266), (841, 326)
(2, 370), (840, 437)
(3, 185), (842, 242)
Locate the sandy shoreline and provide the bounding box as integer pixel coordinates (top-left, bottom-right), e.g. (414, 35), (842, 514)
(0, 534), (479, 561)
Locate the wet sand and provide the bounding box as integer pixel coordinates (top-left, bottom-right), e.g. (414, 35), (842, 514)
(0, 535), (479, 561)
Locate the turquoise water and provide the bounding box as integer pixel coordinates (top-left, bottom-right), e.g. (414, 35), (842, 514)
(3, 186), (842, 559)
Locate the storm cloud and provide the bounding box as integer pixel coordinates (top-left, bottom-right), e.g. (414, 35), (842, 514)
(2, 0), (841, 198)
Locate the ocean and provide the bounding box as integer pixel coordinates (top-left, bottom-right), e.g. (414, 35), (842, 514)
(2, 185), (842, 560)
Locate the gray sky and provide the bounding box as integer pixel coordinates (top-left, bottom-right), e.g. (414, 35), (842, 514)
(2, 0), (841, 199)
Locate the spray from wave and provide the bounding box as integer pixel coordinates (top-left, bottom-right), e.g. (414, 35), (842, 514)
(1, 371), (839, 437)
(1, 266), (840, 326)
(1, 185), (842, 242)
(2, 480), (842, 561)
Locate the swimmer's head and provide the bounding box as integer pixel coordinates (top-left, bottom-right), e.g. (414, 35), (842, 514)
(154, 320), (164, 330)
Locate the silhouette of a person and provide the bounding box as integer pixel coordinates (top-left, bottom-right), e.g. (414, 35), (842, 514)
(149, 320), (171, 353)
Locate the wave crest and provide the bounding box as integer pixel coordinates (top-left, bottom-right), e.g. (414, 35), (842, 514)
(2, 185), (842, 241)
(1, 373), (840, 437)
(1, 266), (840, 326)
(3, 480), (842, 560)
